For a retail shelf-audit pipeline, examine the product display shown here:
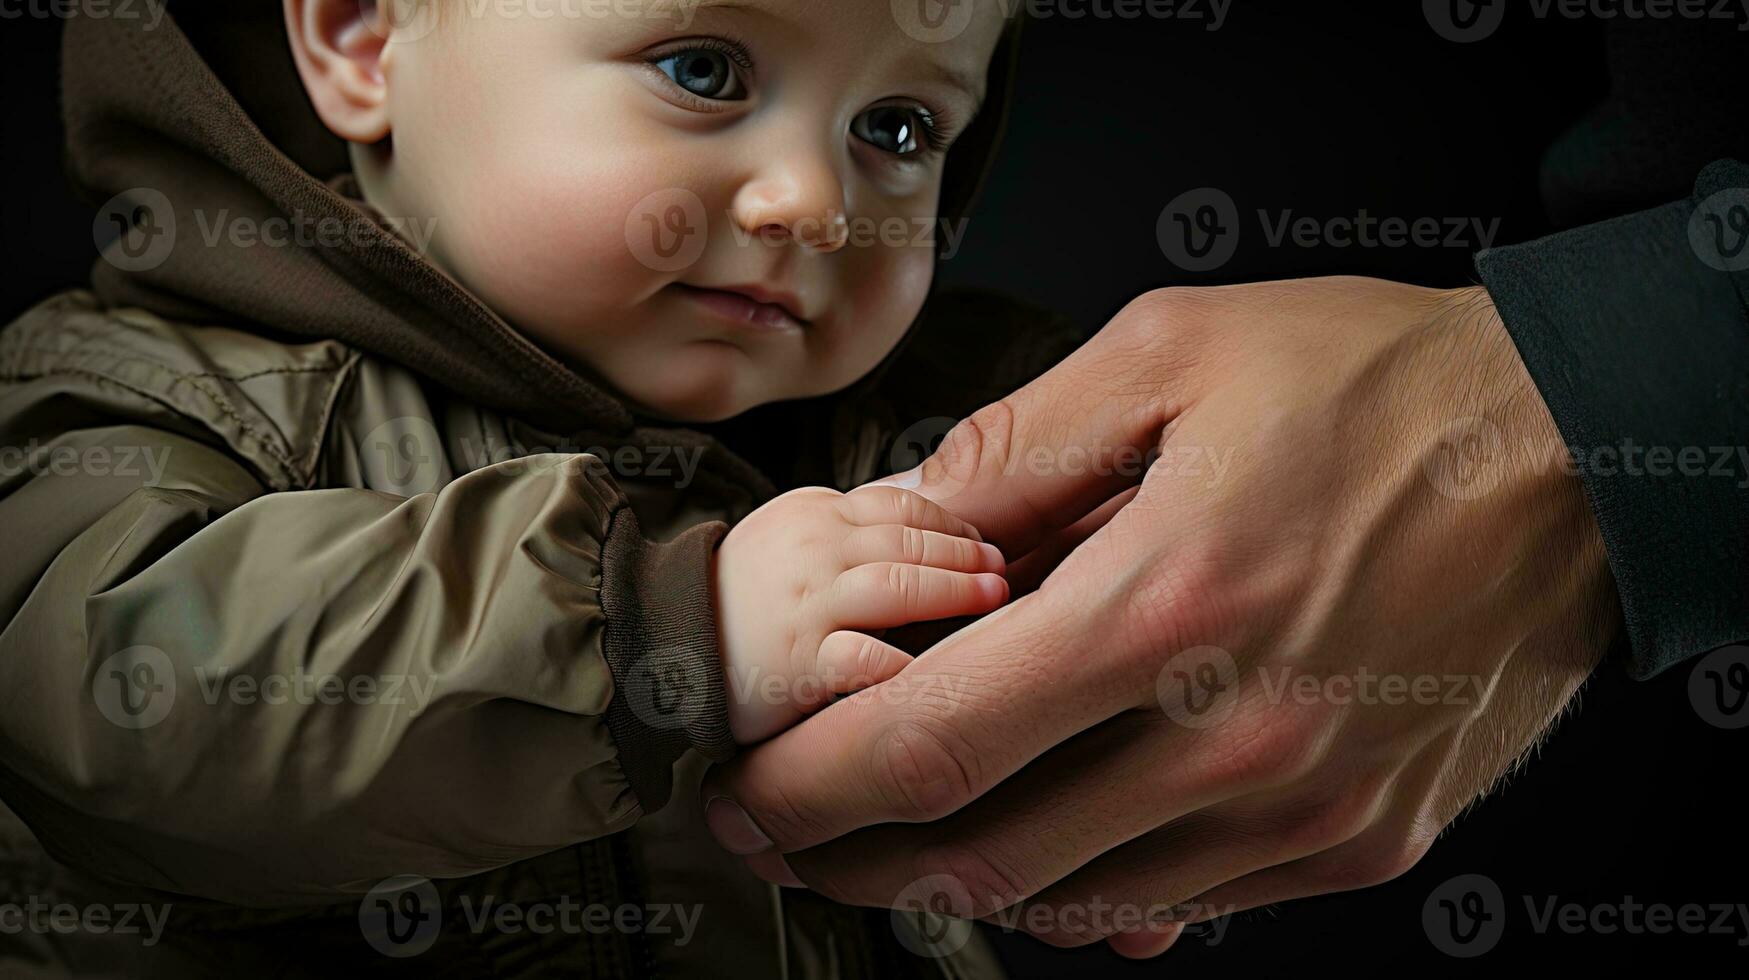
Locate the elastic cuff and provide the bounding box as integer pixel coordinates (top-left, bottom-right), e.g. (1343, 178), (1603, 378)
(600, 510), (734, 812)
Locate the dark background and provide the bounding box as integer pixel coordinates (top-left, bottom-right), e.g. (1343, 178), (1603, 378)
(3, 3), (1744, 977)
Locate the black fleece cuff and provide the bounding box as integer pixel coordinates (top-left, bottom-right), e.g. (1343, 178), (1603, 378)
(1475, 159), (1749, 680)
(600, 510), (734, 812)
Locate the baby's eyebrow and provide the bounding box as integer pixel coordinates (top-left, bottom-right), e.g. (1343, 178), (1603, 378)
(923, 61), (987, 112)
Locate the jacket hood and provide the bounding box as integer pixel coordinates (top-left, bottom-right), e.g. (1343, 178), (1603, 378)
(61, 1), (1024, 437)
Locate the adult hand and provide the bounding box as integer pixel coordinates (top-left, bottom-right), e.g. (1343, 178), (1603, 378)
(702, 277), (1621, 959)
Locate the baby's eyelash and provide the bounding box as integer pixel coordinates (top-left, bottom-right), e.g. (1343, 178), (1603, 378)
(650, 33), (745, 71)
(644, 35), (756, 80)
(911, 104), (964, 156)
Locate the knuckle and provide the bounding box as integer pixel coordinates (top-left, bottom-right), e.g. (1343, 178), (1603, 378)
(891, 487), (923, 525)
(954, 536), (978, 569)
(914, 841), (1037, 915)
(1332, 834), (1433, 891)
(746, 780), (835, 851)
(1104, 287), (1227, 390)
(930, 400), (1018, 485)
(872, 719), (978, 822)
(901, 526), (926, 564)
(1115, 287), (1211, 343)
(1277, 790), (1377, 856)
(1120, 558), (1231, 676)
(1208, 702), (1328, 793)
(887, 563), (921, 612)
(850, 634), (888, 683)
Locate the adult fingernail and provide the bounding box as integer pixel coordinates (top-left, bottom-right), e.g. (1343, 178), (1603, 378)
(874, 467), (921, 490)
(745, 850), (805, 888)
(705, 796), (773, 854)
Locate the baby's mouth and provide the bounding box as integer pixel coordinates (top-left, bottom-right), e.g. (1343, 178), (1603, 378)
(671, 283), (810, 333)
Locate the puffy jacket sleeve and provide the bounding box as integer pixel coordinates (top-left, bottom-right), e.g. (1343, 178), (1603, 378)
(0, 398), (732, 905)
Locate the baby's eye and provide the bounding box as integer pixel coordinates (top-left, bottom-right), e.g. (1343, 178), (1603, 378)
(852, 105), (939, 157)
(652, 47), (747, 102)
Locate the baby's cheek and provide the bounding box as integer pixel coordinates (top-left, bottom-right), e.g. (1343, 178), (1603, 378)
(820, 243), (936, 389)
(438, 155), (664, 339)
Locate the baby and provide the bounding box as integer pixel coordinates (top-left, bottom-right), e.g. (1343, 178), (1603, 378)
(292, 0), (1017, 741)
(0, 0), (1069, 976)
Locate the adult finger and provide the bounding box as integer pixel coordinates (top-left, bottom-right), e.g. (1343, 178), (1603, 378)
(1106, 922), (1184, 959)
(700, 497), (1187, 857)
(1003, 484), (1140, 595)
(875, 289), (1213, 556)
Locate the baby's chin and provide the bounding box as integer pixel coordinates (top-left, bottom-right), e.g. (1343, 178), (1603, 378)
(599, 345), (785, 424)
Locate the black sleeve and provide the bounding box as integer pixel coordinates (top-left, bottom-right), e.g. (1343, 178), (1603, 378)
(1475, 158), (1749, 680)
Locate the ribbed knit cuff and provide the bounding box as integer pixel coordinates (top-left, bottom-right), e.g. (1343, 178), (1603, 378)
(600, 510), (734, 812)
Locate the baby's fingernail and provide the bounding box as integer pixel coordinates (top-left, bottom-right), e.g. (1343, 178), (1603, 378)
(979, 542), (1005, 571)
(705, 796), (773, 854)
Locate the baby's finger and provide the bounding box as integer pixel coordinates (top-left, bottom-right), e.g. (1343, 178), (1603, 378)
(830, 563), (1008, 630)
(838, 525), (1005, 574)
(837, 485), (985, 542)
(813, 630), (914, 696)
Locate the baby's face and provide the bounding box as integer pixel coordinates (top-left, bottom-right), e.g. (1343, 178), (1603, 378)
(356, 0), (1009, 422)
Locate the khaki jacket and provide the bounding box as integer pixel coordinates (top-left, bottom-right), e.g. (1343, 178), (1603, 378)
(0, 6), (1077, 978)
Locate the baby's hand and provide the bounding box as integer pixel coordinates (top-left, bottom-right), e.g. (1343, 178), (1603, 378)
(715, 485), (1007, 744)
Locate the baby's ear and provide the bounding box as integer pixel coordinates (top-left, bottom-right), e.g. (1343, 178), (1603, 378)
(283, 0), (393, 144)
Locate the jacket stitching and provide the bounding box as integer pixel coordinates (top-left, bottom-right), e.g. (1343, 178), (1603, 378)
(300, 351), (365, 489)
(2, 365), (299, 490)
